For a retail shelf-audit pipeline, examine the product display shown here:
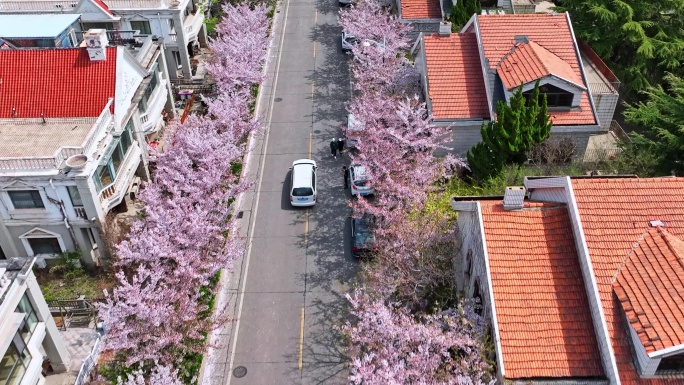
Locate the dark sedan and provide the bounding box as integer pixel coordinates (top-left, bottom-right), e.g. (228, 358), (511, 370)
(351, 214), (376, 258)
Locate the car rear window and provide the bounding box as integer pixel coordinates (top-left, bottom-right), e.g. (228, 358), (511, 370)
(292, 187), (314, 196)
(355, 180), (369, 187)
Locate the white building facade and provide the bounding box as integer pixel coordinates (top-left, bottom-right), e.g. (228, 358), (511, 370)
(0, 258), (71, 385)
(0, 0), (208, 80)
(0, 31), (175, 267)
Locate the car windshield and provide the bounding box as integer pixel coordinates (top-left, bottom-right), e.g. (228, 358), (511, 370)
(347, 36), (357, 44)
(292, 187), (314, 196)
(354, 217), (375, 245)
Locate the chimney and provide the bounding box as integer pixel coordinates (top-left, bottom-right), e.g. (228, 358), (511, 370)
(514, 35), (529, 44)
(439, 21), (452, 37)
(84, 29), (109, 62)
(502, 186), (526, 210)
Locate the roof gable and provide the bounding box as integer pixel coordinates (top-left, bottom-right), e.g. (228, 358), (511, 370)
(479, 200), (604, 379)
(497, 41), (585, 91)
(476, 13), (596, 126)
(612, 227), (684, 354)
(0, 48), (117, 118)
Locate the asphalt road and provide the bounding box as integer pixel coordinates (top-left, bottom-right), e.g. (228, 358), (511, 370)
(210, 0), (359, 383)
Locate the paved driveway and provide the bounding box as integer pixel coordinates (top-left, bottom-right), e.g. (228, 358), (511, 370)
(204, 0), (358, 383)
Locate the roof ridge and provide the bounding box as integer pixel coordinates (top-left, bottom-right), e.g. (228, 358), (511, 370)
(611, 227), (653, 284)
(658, 227), (684, 269)
(495, 42), (523, 71)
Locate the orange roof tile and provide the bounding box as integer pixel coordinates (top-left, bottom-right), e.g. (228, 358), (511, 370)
(478, 14), (595, 125)
(571, 177), (684, 385)
(479, 201), (604, 379)
(612, 227), (684, 354)
(423, 33), (490, 120)
(497, 41), (584, 91)
(400, 0), (441, 19)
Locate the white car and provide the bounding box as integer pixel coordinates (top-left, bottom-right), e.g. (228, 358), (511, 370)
(349, 164), (375, 197)
(341, 32), (357, 52)
(345, 114), (363, 149)
(290, 159), (317, 207)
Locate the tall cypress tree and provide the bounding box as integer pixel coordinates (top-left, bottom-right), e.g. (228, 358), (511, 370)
(466, 81), (552, 180)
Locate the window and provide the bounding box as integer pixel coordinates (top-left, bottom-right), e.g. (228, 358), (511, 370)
(15, 295), (38, 344)
(524, 84), (574, 108)
(82, 22), (114, 30)
(138, 74), (158, 113)
(94, 164), (114, 191)
(121, 121), (133, 155)
(130, 20), (151, 35)
(0, 344), (29, 385)
(111, 143), (123, 173)
(27, 238), (62, 255)
(8, 191), (44, 209)
(657, 353), (684, 375)
(67, 186), (83, 207)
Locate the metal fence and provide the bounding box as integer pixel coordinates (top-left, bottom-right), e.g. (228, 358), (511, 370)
(73, 336), (102, 385)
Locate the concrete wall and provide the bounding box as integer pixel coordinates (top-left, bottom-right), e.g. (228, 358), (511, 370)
(435, 121), (598, 158)
(453, 202), (506, 382)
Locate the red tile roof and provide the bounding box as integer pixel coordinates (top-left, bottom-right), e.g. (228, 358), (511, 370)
(612, 226), (684, 354)
(477, 14), (596, 125)
(400, 0), (441, 19)
(479, 200), (604, 379)
(423, 33), (490, 120)
(93, 0), (114, 15)
(571, 177), (684, 385)
(0, 48), (117, 118)
(497, 41), (584, 91)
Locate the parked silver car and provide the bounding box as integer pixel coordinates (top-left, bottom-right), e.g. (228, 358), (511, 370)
(349, 164), (375, 197)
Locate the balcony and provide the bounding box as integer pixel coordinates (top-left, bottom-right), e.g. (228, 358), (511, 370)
(183, 11), (204, 40)
(0, 101), (113, 173)
(577, 41), (620, 129)
(139, 81), (169, 134)
(98, 144), (142, 212)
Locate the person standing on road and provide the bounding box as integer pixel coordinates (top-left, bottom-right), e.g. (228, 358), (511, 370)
(330, 138), (339, 158)
(342, 166), (349, 189)
(338, 137), (345, 153)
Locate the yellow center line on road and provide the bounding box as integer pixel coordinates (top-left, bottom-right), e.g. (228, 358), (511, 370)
(299, 307), (305, 369)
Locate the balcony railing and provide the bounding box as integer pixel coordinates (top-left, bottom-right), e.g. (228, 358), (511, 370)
(588, 81), (620, 95)
(0, 100), (113, 171)
(101, 0), (169, 8)
(0, 0), (78, 11)
(168, 33), (178, 42)
(74, 206), (88, 219)
(99, 145), (141, 210)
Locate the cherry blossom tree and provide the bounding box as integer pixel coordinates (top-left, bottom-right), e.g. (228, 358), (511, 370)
(343, 290), (493, 385)
(119, 362), (184, 385)
(206, 3), (270, 91)
(98, 2), (271, 379)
